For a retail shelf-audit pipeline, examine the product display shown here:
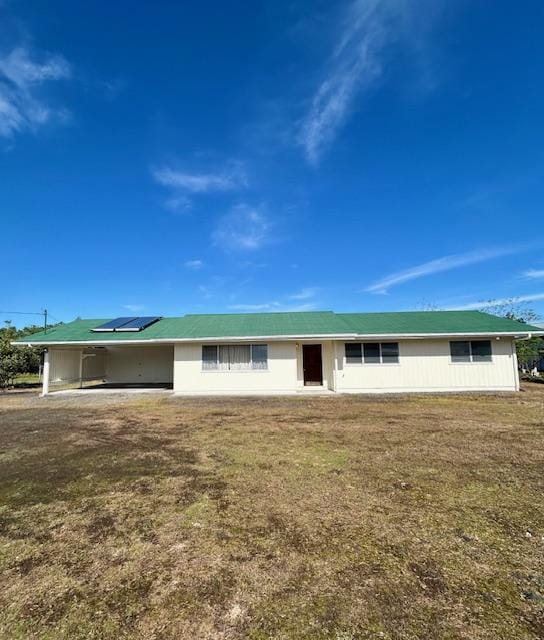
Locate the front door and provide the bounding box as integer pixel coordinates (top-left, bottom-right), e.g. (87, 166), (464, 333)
(302, 344), (323, 386)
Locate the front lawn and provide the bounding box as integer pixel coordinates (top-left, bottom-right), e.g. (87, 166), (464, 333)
(0, 386), (543, 639)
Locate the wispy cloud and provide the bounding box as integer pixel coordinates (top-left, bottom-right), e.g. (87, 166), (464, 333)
(522, 269), (544, 280)
(366, 246), (522, 295)
(297, 0), (444, 164)
(228, 287), (319, 312)
(448, 293), (544, 311)
(153, 164), (247, 193)
(152, 161), (247, 212)
(228, 302), (316, 312)
(184, 259), (204, 270)
(0, 46), (71, 138)
(164, 194), (193, 213)
(212, 203), (271, 251)
(228, 302), (282, 311)
(123, 304), (146, 313)
(289, 287), (319, 300)
(198, 284), (213, 299)
(298, 0), (386, 164)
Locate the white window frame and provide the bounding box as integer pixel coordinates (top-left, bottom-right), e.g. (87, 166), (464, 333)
(344, 342), (400, 365)
(201, 343), (269, 371)
(450, 340), (493, 364)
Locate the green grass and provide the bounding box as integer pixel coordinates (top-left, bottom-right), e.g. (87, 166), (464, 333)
(8, 372), (41, 388)
(0, 385), (543, 639)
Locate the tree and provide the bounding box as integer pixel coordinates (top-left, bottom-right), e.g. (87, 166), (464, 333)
(478, 300), (543, 368)
(0, 322), (60, 388)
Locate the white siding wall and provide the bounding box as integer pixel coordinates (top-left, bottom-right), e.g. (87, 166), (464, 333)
(335, 338), (518, 392)
(49, 349), (80, 382)
(50, 337), (519, 394)
(82, 349), (107, 380)
(174, 342), (297, 393)
(106, 346), (173, 384)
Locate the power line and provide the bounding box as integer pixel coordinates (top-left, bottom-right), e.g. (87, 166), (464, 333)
(0, 310), (45, 315)
(0, 309), (49, 332)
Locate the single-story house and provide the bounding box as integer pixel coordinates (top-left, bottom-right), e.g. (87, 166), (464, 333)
(13, 310), (544, 396)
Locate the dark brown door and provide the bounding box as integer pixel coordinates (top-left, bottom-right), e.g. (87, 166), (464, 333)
(302, 344), (323, 386)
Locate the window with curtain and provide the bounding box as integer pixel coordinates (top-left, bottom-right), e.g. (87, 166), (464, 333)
(202, 345), (218, 370)
(251, 344), (268, 370)
(202, 344), (268, 370)
(450, 340), (492, 363)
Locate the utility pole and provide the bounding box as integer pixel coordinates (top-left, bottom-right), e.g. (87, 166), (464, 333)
(0, 309), (50, 329)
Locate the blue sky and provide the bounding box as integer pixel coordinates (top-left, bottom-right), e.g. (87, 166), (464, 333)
(1, 0), (544, 327)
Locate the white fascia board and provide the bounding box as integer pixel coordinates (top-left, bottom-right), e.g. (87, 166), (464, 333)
(11, 333), (357, 347)
(344, 331), (544, 339)
(11, 329), (543, 348)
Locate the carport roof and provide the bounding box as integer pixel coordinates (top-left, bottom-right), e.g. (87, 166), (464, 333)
(13, 310), (543, 345)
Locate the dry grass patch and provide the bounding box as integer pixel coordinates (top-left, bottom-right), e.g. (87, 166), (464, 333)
(0, 386), (543, 639)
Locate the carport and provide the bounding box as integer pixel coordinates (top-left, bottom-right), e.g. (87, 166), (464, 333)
(42, 344), (174, 394)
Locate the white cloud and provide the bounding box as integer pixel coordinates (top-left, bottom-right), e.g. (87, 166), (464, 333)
(289, 287), (318, 300)
(184, 259), (204, 270)
(0, 46), (71, 138)
(297, 0), (444, 164)
(164, 194), (192, 213)
(123, 304), (146, 313)
(448, 293), (544, 311)
(523, 269), (544, 280)
(228, 302), (316, 312)
(152, 161), (247, 211)
(298, 0), (386, 164)
(212, 203), (271, 251)
(228, 288), (319, 312)
(198, 284), (212, 299)
(366, 246), (521, 294)
(228, 302), (281, 311)
(153, 165), (247, 193)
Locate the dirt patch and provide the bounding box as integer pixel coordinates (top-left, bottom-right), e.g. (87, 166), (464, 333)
(0, 385), (543, 638)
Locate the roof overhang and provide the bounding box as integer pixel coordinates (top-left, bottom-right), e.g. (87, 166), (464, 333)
(12, 330), (544, 348)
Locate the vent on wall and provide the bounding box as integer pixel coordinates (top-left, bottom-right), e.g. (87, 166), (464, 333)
(92, 317), (161, 333)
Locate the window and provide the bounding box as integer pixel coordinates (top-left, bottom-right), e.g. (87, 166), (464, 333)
(450, 341), (470, 362)
(471, 340), (492, 362)
(251, 344), (268, 370)
(363, 343), (381, 363)
(450, 340), (492, 363)
(345, 343), (362, 363)
(202, 344), (268, 370)
(381, 342), (400, 364)
(202, 345), (218, 370)
(345, 342), (399, 364)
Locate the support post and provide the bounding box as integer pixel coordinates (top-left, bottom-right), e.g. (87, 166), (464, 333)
(332, 342), (338, 392)
(41, 349), (50, 397)
(79, 349), (84, 389)
(512, 340), (520, 392)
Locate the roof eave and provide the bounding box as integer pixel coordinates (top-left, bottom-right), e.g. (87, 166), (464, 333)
(11, 333), (357, 347)
(12, 329), (543, 347)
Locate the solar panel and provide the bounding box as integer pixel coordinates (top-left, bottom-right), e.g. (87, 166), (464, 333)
(92, 317), (137, 332)
(114, 316), (162, 332)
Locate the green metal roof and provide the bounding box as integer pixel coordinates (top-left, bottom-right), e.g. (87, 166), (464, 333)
(337, 311), (542, 335)
(13, 310), (543, 344)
